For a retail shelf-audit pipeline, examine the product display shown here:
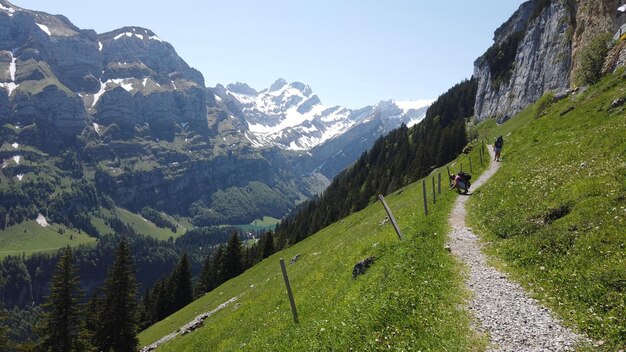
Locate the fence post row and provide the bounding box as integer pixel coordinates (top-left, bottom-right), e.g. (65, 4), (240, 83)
(279, 258), (299, 324)
(378, 194), (404, 240)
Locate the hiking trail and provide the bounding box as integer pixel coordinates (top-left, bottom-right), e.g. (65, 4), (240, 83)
(448, 147), (589, 351)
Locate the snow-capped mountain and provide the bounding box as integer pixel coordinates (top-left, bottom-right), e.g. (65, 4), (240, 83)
(214, 78), (432, 151)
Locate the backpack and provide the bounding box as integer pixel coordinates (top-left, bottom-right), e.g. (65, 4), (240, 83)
(495, 137), (503, 148)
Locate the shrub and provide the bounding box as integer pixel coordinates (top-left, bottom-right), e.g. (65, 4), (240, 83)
(574, 32), (612, 86)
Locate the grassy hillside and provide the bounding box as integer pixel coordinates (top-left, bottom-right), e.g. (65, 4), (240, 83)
(0, 220), (96, 258)
(139, 145), (489, 351)
(0, 207), (185, 258)
(113, 207), (185, 241)
(468, 71), (626, 349)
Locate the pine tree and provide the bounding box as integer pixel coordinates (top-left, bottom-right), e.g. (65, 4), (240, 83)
(261, 231), (274, 259)
(196, 245), (225, 295)
(221, 233), (243, 282)
(171, 253), (193, 312)
(95, 240), (139, 352)
(0, 285), (9, 351)
(138, 288), (156, 331)
(0, 311), (7, 351)
(35, 246), (95, 352)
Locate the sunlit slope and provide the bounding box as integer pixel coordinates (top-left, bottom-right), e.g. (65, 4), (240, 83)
(469, 70), (626, 350)
(140, 145), (489, 351)
(0, 205), (185, 258)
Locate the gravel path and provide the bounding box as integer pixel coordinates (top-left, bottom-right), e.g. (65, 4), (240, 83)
(448, 147), (587, 352)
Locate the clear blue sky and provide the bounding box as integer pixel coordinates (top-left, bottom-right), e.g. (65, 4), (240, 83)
(14, 0), (525, 109)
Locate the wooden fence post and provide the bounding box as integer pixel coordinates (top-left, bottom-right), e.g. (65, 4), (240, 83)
(378, 195), (403, 240)
(422, 180), (428, 216)
(479, 146), (483, 166)
(438, 173), (441, 194)
(432, 176), (436, 204)
(460, 163), (463, 173)
(280, 258), (299, 324)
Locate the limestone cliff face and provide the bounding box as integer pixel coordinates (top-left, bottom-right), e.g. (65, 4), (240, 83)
(474, 0), (575, 122)
(475, 0), (626, 122)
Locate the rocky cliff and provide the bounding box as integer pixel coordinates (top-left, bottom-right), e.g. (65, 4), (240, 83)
(474, 0), (626, 122)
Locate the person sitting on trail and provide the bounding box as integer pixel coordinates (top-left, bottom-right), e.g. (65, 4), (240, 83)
(494, 136), (504, 162)
(449, 173), (471, 195)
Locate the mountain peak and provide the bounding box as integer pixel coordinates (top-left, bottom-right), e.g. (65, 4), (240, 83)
(103, 26), (164, 42)
(289, 81), (313, 97)
(269, 78), (288, 92)
(226, 82), (258, 96)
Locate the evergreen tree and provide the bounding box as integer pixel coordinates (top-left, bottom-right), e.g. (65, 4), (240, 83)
(95, 240), (139, 352)
(221, 233), (243, 282)
(261, 231), (274, 259)
(0, 275), (9, 351)
(138, 288), (156, 331)
(196, 246), (224, 296)
(171, 253), (193, 312)
(0, 310), (7, 351)
(35, 246), (94, 352)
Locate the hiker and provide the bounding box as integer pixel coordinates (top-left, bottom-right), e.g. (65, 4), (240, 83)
(449, 172), (471, 195)
(494, 136), (504, 162)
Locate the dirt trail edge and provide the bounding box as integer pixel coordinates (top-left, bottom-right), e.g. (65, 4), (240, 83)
(448, 147), (588, 352)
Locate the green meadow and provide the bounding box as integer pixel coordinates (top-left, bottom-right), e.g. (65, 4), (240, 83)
(469, 71), (626, 350)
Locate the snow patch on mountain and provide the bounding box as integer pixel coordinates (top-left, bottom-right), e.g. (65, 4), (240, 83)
(0, 3), (15, 16)
(395, 99), (434, 114)
(0, 54), (19, 95)
(36, 23), (51, 36)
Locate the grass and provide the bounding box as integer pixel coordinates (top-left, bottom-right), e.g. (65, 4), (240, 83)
(0, 205), (187, 259)
(233, 216), (280, 232)
(0, 221), (96, 258)
(467, 71), (626, 350)
(139, 143), (489, 351)
(112, 207), (185, 241)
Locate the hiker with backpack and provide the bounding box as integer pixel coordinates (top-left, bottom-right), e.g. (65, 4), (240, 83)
(494, 136), (504, 162)
(449, 172), (471, 195)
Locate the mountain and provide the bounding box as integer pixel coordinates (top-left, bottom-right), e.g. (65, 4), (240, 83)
(215, 78), (431, 152)
(214, 79), (431, 178)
